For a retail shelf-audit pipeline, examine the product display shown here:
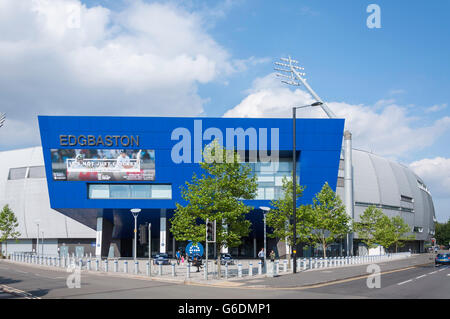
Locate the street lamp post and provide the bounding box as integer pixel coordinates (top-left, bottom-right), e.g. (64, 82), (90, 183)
(260, 206), (270, 272)
(292, 102), (323, 273)
(34, 220), (40, 256)
(148, 223), (152, 275)
(131, 209), (141, 261)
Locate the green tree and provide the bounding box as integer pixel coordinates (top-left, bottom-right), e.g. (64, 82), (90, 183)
(387, 216), (414, 253)
(308, 182), (351, 258)
(170, 140), (257, 277)
(0, 205), (20, 258)
(265, 176), (312, 262)
(435, 219), (450, 247)
(353, 205), (386, 249)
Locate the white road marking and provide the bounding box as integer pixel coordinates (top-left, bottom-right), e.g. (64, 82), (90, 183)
(14, 270), (28, 274)
(416, 275), (426, 279)
(428, 271), (437, 275)
(397, 279), (413, 286)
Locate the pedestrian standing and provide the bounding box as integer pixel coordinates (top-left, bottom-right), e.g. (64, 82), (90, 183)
(258, 248), (265, 267)
(269, 250), (275, 262)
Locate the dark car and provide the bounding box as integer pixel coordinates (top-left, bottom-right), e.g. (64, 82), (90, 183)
(435, 253), (450, 266)
(215, 253), (234, 265)
(153, 253), (170, 265)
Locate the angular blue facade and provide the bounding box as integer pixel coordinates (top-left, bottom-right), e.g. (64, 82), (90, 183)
(38, 116), (344, 256)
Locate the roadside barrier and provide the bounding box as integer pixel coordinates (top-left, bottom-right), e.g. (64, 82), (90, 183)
(249, 263), (253, 277)
(238, 263), (242, 278)
(104, 259), (108, 272)
(123, 260), (128, 273)
(135, 261), (139, 274)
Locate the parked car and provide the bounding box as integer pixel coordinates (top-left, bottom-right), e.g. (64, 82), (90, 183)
(153, 253), (170, 265)
(435, 253), (450, 266)
(216, 253), (234, 265)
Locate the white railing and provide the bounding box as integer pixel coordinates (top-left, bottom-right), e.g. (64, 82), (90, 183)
(8, 251), (413, 279)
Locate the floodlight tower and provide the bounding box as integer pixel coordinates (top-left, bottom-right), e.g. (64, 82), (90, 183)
(275, 56), (354, 257)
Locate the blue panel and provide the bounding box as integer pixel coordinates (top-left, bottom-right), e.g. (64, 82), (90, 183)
(38, 116), (344, 236)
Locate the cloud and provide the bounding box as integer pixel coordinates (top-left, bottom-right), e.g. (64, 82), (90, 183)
(0, 0), (253, 149)
(425, 103), (447, 113)
(224, 73), (450, 159)
(409, 157), (450, 198)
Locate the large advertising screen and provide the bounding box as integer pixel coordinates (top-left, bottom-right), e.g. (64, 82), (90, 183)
(50, 149), (155, 181)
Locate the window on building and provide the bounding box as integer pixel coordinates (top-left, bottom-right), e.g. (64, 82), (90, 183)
(8, 167), (27, 180)
(249, 158), (295, 200)
(400, 195), (414, 203)
(88, 184), (172, 199)
(413, 226), (423, 233)
(28, 166), (46, 179)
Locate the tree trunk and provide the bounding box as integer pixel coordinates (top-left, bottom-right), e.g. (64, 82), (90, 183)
(322, 240), (327, 258)
(5, 241), (7, 258)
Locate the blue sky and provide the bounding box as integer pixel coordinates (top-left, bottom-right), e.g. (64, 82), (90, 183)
(0, 0), (449, 221)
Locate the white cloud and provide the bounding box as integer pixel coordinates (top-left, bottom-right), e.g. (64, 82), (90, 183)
(425, 103), (447, 113)
(409, 157), (450, 198)
(224, 73), (450, 159)
(0, 0), (254, 148)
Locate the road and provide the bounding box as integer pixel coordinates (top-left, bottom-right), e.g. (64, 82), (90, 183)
(0, 260), (448, 299)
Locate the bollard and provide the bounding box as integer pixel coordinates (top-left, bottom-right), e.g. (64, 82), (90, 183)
(290, 259), (294, 271)
(225, 262), (229, 279)
(171, 263), (176, 277)
(283, 260), (287, 272)
(114, 259), (118, 272)
(186, 263), (191, 279)
(95, 259), (99, 271)
(303, 259), (307, 270)
(249, 263), (253, 277)
(297, 258), (301, 271)
(238, 263), (243, 278)
(135, 261), (139, 274)
(258, 261), (262, 275)
(146, 261), (150, 276)
(124, 260), (128, 273)
(325, 258), (328, 268)
(87, 259), (91, 271)
(57, 257), (60, 267)
(79, 258), (83, 270)
(158, 263), (162, 276)
(104, 259), (109, 272)
(275, 261), (280, 275)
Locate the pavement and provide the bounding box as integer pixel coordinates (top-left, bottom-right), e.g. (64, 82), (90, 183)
(0, 253), (448, 298)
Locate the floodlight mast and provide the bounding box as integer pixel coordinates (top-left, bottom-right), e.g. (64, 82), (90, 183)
(276, 56), (354, 258)
(0, 113), (5, 128)
(275, 56), (337, 119)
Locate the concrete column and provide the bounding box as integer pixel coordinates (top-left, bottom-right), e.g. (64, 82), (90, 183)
(160, 209), (167, 253)
(344, 130), (354, 256)
(95, 217), (114, 258)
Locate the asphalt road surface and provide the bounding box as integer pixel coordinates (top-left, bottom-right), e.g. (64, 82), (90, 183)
(0, 260), (448, 299)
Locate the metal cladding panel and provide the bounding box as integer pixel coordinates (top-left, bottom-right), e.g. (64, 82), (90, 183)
(389, 162), (414, 198)
(368, 154), (400, 207)
(352, 150), (380, 204)
(38, 116), (344, 216)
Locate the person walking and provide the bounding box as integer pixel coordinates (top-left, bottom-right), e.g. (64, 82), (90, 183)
(258, 248), (265, 267)
(176, 250), (181, 265)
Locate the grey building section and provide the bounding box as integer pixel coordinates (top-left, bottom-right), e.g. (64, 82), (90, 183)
(0, 147), (96, 256)
(0, 147), (436, 257)
(336, 149), (436, 253)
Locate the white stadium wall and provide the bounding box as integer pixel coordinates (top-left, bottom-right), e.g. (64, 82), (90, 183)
(0, 147), (95, 256)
